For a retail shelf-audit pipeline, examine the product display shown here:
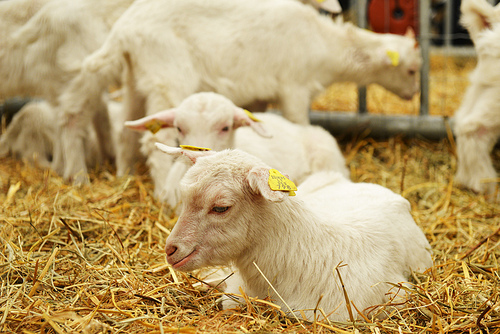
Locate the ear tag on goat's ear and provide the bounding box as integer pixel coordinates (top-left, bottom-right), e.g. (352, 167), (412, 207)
(180, 145), (211, 151)
(145, 119), (165, 134)
(244, 109), (261, 122)
(386, 50), (400, 67)
(268, 169), (297, 196)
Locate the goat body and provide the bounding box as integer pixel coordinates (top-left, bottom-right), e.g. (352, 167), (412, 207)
(159, 145), (433, 321)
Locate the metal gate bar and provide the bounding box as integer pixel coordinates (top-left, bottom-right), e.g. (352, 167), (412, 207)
(310, 111), (453, 140)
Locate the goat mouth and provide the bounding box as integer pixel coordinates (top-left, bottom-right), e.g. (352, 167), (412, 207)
(171, 249), (198, 269)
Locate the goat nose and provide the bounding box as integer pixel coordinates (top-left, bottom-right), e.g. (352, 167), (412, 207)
(165, 244), (177, 256)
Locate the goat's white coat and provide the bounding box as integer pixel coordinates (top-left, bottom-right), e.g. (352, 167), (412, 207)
(0, 0), (132, 103)
(57, 0), (421, 181)
(454, 0), (500, 196)
(126, 92), (349, 208)
(0, 0), (54, 101)
(0, 0), (51, 35)
(159, 145), (433, 321)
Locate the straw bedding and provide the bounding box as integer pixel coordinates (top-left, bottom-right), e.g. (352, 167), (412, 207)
(1, 54), (499, 333)
(1, 135), (499, 333)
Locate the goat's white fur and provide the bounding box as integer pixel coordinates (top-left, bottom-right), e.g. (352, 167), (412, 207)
(0, 101), (57, 169)
(158, 144), (432, 321)
(0, 0), (132, 104)
(454, 0), (500, 196)
(57, 0), (421, 182)
(126, 92), (349, 208)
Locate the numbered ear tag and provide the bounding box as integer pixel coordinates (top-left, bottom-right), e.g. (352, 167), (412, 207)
(268, 169), (297, 196)
(145, 119), (165, 134)
(386, 50), (400, 67)
(180, 145), (211, 151)
(244, 109), (261, 122)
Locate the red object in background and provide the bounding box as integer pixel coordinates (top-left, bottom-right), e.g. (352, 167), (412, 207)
(368, 0), (419, 36)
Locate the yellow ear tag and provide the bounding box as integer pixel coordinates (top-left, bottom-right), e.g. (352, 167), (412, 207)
(180, 145), (211, 151)
(386, 50), (400, 67)
(145, 119), (165, 134)
(244, 109), (261, 122)
(268, 169), (297, 196)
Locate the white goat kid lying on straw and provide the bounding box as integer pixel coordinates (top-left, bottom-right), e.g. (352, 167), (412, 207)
(156, 144), (433, 321)
(126, 92), (349, 209)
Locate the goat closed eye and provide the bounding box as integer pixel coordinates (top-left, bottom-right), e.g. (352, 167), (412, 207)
(221, 126), (229, 132)
(212, 206), (230, 213)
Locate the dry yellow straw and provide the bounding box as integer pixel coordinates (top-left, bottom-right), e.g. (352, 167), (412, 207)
(28, 247), (59, 297)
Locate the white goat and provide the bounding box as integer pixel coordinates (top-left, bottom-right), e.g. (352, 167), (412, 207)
(56, 0), (421, 182)
(0, 99), (123, 171)
(454, 0), (500, 196)
(125, 92), (349, 208)
(156, 144), (432, 321)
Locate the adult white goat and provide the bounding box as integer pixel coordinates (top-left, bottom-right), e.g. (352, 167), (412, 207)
(454, 0), (500, 196)
(56, 0), (421, 182)
(157, 144), (433, 321)
(125, 92), (349, 208)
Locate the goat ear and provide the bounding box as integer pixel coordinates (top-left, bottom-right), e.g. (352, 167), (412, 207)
(155, 142), (214, 163)
(404, 26), (416, 39)
(233, 108), (272, 138)
(247, 167), (288, 202)
(124, 109), (177, 134)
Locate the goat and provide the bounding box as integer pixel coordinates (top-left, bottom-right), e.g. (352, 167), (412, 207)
(157, 144), (433, 321)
